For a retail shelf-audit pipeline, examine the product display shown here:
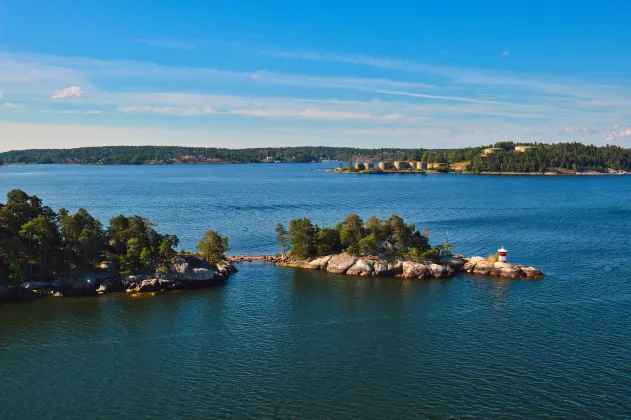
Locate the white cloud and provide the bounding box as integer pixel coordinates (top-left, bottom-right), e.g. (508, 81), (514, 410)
(52, 86), (84, 100)
(501, 51), (510, 57)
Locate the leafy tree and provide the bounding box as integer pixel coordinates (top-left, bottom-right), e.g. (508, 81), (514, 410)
(19, 215), (59, 280)
(275, 223), (289, 256)
(339, 214), (364, 255)
(197, 230), (230, 263)
(315, 227), (342, 256)
(359, 234), (384, 256)
(288, 218), (316, 259)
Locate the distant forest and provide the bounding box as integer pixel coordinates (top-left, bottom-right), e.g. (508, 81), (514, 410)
(0, 142), (629, 173)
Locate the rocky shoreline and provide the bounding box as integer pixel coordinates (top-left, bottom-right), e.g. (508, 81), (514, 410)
(0, 255), (237, 304)
(232, 253), (544, 280)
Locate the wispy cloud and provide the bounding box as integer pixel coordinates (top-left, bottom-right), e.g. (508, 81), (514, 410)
(117, 105), (216, 116)
(2, 102), (27, 112)
(501, 51), (510, 57)
(230, 108), (402, 121)
(52, 86), (84, 100)
(132, 37), (197, 50)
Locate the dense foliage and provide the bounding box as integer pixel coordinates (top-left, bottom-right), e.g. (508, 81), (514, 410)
(467, 142), (631, 173)
(277, 214), (451, 262)
(0, 190), (225, 284)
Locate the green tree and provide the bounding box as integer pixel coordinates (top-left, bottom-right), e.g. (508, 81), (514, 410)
(275, 223), (289, 256)
(197, 230), (230, 263)
(315, 227), (342, 256)
(288, 218), (316, 259)
(359, 234), (384, 256)
(19, 215), (58, 279)
(339, 214), (364, 255)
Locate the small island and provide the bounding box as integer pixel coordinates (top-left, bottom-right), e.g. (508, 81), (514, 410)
(235, 214), (544, 280)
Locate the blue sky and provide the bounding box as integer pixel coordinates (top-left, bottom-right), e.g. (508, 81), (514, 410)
(2, 0), (631, 151)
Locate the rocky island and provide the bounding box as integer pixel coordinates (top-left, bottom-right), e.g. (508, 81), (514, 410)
(245, 214), (545, 281)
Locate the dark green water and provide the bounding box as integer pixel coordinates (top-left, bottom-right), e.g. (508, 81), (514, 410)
(1, 164), (630, 418)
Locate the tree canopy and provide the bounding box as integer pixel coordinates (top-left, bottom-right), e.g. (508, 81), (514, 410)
(277, 214), (447, 263)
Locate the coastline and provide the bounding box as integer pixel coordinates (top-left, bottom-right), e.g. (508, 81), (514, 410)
(230, 253), (545, 280)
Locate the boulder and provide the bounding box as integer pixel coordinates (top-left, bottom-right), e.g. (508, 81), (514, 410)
(520, 266), (545, 278)
(326, 253), (357, 274)
(463, 256), (486, 272)
(137, 279), (161, 292)
(402, 261), (430, 279)
(429, 264), (450, 278)
(346, 259), (374, 276)
(389, 261), (403, 276)
(308, 255), (332, 270)
(188, 268), (215, 281)
(442, 256), (466, 271)
(127, 274), (148, 282)
(463, 257), (495, 276)
(372, 260), (391, 276)
(492, 262), (523, 279)
(96, 280), (121, 294)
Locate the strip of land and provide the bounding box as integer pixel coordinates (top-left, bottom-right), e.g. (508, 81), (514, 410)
(1, 142), (630, 174)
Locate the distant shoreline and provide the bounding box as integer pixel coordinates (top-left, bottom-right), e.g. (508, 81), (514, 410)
(331, 169), (631, 176)
(2, 163), (630, 175)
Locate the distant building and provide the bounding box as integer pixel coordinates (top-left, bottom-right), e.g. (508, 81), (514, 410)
(354, 162), (366, 170)
(515, 146), (537, 152)
(378, 162), (392, 170)
(365, 162), (375, 169)
(427, 162), (448, 169)
(393, 161), (409, 170)
(483, 148), (504, 154)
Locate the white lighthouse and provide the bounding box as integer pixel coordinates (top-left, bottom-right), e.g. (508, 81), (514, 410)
(498, 247), (508, 262)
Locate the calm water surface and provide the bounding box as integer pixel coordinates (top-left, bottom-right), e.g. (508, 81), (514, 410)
(1, 164), (630, 419)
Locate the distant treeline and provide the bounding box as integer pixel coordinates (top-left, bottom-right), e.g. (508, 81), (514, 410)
(0, 142), (629, 172)
(0, 145), (479, 165)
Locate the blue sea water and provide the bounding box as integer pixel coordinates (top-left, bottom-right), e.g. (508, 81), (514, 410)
(0, 163), (630, 419)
